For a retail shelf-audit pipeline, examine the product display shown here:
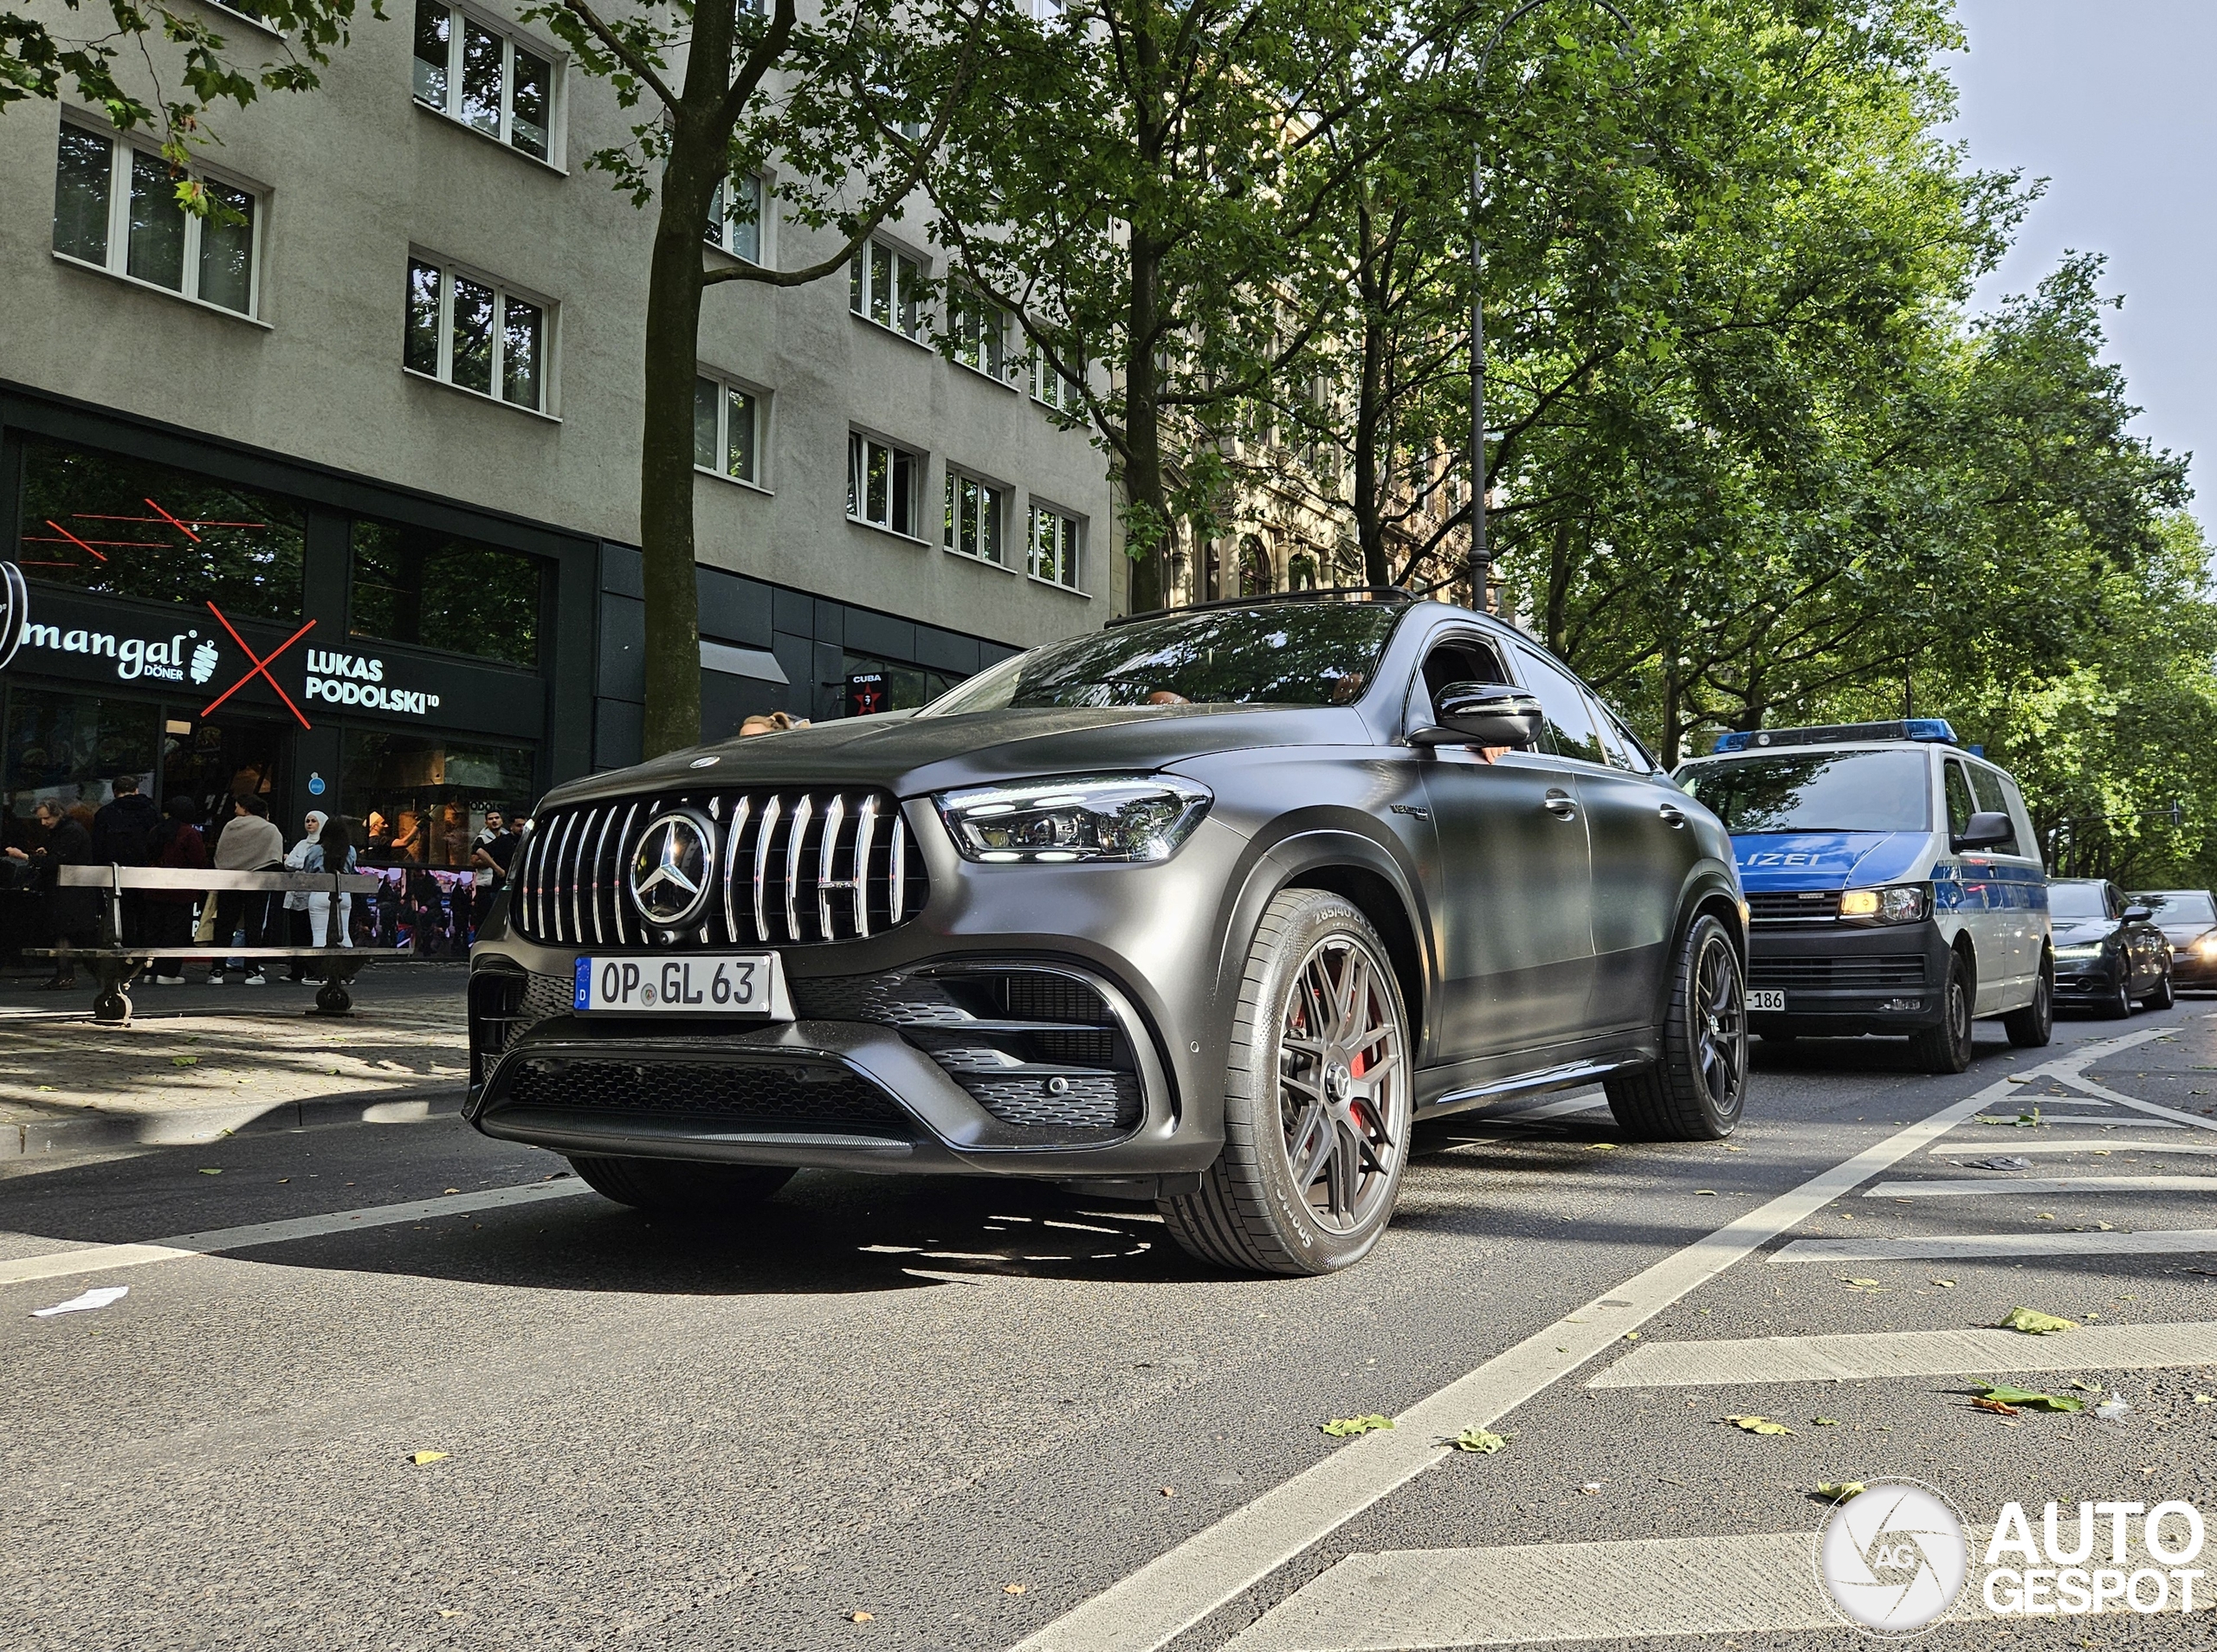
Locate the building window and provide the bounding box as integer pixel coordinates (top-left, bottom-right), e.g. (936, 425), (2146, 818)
(705, 171), (763, 262)
(51, 122), (261, 316)
(1028, 504), (1082, 590)
(404, 256), (551, 413)
(838, 652), (960, 715)
(694, 374), (762, 485)
(950, 291), (1009, 380)
(1288, 552), (1318, 590)
(13, 438), (305, 618)
(342, 726), (535, 884)
(847, 434), (918, 536)
(1031, 349), (1082, 413)
(413, 0), (556, 160)
(849, 238), (924, 340)
(349, 520), (544, 668)
(943, 470), (1007, 565)
(4, 689), (158, 823)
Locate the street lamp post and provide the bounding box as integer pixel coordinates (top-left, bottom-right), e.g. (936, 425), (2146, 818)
(1468, 0), (1632, 610)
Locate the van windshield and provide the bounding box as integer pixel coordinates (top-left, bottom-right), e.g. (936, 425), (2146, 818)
(1677, 749), (1932, 835)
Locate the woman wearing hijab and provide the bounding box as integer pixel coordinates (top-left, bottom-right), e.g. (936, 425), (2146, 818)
(304, 816), (358, 954)
(281, 810), (326, 984)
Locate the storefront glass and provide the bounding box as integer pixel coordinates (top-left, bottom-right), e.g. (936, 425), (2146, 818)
(340, 728), (535, 867)
(16, 439), (305, 618)
(3, 687), (158, 821)
(350, 520), (544, 668)
(839, 651), (960, 713)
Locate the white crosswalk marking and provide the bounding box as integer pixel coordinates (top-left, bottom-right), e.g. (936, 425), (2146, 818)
(1962, 1115), (2185, 1127)
(2048, 1079), (2217, 1132)
(1864, 1174), (2217, 1198)
(1775, 1227), (2217, 1262)
(1587, 1320), (2217, 1387)
(1934, 1138), (2217, 1155)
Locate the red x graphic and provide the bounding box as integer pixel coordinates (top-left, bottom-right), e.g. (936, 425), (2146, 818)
(200, 602), (317, 729)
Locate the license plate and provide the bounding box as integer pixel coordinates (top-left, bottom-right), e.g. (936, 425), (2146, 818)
(573, 953), (792, 1017)
(1746, 990), (1787, 1012)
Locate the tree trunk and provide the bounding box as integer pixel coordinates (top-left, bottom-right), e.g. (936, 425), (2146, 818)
(1123, 235), (1170, 614)
(638, 189), (711, 758)
(1354, 300), (1388, 587)
(1545, 515), (1574, 655)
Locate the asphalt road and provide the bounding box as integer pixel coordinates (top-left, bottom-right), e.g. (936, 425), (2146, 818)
(5, 997), (2216, 1652)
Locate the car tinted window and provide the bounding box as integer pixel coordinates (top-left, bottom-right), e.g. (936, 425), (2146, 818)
(1677, 749), (1931, 833)
(1999, 775), (2042, 869)
(1418, 637), (1509, 720)
(2047, 882), (2109, 920)
(1965, 764), (2021, 854)
(917, 602), (1405, 715)
(2136, 891), (2217, 925)
(1609, 713), (1658, 773)
(1512, 647), (1605, 764)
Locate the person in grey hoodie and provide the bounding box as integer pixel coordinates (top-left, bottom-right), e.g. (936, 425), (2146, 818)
(210, 794), (285, 986)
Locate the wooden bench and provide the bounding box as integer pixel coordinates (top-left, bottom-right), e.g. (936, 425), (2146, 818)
(30, 865), (396, 1023)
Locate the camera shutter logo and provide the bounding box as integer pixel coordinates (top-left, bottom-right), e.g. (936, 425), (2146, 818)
(630, 811), (716, 928)
(1817, 1480), (1968, 1635)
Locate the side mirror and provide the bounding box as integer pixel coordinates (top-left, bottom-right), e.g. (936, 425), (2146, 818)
(2123, 906), (2154, 924)
(1409, 681), (1545, 751)
(1953, 810), (2013, 852)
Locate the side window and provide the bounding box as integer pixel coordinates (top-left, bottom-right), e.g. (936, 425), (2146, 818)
(1998, 775), (2042, 869)
(1590, 699), (1653, 773)
(1416, 637), (1509, 721)
(1514, 647), (1606, 765)
(1966, 765), (2022, 855)
(1942, 759), (1975, 837)
(2106, 884), (2123, 920)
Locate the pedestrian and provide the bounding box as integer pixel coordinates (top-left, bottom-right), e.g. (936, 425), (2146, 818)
(281, 811), (326, 983)
(14, 798), (99, 988)
(304, 815), (357, 958)
(144, 794), (209, 984)
(90, 775), (160, 951)
(469, 809), (518, 932)
(209, 794), (284, 986)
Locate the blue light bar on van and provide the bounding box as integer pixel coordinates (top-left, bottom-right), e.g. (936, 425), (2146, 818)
(1711, 719), (1958, 754)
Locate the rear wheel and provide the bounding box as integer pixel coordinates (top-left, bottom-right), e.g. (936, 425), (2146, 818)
(1604, 913), (1746, 1140)
(1909, 952), (1975, 1073)
(1160, 890), (1412, 1275)
(2003, 962), (2052, 1049)
(567, 1155), (795, 1212)
(2144, 963), (2175, 1010)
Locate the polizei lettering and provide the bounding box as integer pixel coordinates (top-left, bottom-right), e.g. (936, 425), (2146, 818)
(305, 649), (441, 715)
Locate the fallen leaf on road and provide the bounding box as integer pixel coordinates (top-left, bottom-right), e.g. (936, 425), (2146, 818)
(1003, 1584), (1025, 1595)
(171, 1055), (197, 1066)
(1322, 1415), (1394, 1437)
(439, 1610), (462, 1619)
(1813, 1417), (1840, 1427)
(1587, 1142), (1618, 1152)
(410, 1450), (450, 1465)
(1933, 1279), (1957, 1287)
(1580, 1481), (1604, 1494)
(1842, 1278), (1884, 1291)
(1726, 1415), (1794, 1436)
(848, 1610), (874, 1623)
(1975, 1384), (2083, 1413)
(36, 1084), (55, 1091)
(1817, 1482), (1867, 1501)
(442, 1188), (461, 1195)
(1973, 1396), (2021, 1416)
(1624, 1332), (1640, 1341)
(2000, 1306), (2078, 1334)
(2193, 1394), (2214, 1405)
(2070, 1379), (2104, 1393)
(1451, 1428), (1509, 1454)
(197, 1168), (222, 1176)
(1694, 1190), (1717, 1197)
(31, 1286), (128, 1318)
(1158, 1486), (1175, 1497)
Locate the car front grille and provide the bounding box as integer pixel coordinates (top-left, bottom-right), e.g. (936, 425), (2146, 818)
(1747, 954), (1928, 990)
(501, 1055), (912, 1134)
(1748, 891), (1844, 924)
(508, 789), (928, 948)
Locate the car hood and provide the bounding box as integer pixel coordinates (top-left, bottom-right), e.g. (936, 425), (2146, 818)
(540, 703), (1374, 807)
(1729, 831), (1927, 891)
(2052, 920), (2119, 947)
(2156, 923), (2213, 945)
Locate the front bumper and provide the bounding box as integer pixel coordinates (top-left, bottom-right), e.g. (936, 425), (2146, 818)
(2170, 950), (2217, 990)
(2052, 952), (2124, 1004)
(1743, 919), (1953, 1036)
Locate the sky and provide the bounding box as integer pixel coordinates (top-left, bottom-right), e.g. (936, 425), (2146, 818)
(1940, 0), (2217, 526)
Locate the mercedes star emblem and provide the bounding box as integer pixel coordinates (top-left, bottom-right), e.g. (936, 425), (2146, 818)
(629, 810), (716, 928)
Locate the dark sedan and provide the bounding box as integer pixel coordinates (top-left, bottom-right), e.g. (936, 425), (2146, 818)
(2129, 889), (2217, 991)
(2049, 878), (2172, 1016)
(466, 591), (1748, 1275)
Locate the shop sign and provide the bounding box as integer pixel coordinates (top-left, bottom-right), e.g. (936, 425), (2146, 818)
(846, 671), (889, 716)
(304, 649), (445, 716)
(18, 615), (220, 686)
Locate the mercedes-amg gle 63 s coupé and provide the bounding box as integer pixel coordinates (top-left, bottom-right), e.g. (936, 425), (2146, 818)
(468, 590), (1748, 1274)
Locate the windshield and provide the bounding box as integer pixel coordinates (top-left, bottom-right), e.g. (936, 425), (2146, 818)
(2135, 891), (2215, 926)
(2048, 883), (2110, 921)
(916, 603), (1406, 717)
(1677, 749), (1931, 835)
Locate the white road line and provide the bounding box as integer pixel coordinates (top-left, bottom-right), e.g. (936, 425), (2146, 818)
(1587, 1319), (2217, 1388)
(1865, 1174), (2217, 1198)
(2059, 1079), (2217, 1132)
(0, 1182), (592, 1288)
(1955, 1115), (2185, 1128)
(1935, 1139), (2217, 1155)
(1006, 1028), (2169, 1652)
(1774, 1228), (2217, 1263)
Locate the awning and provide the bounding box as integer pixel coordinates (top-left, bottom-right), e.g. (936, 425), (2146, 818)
(699, 640), (789, 684)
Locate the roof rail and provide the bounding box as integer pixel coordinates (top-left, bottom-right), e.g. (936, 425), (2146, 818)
(1106, 586), (1424, 629)
(1711, 718), (1959, 754)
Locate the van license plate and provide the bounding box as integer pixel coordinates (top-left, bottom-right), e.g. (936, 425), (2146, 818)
(1746, 991), (1787, 1012)
(574, 953), (792, 1017)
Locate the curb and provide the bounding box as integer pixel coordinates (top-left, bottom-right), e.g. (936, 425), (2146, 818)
(3, 1085), (465, 1159)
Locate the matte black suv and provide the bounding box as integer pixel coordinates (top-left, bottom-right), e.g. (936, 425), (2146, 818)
(467, 593), (1748, 1274)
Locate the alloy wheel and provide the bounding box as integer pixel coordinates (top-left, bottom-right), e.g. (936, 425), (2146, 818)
(1276, 935), (1410, 1237)
(1692, 931), (1747, 1111)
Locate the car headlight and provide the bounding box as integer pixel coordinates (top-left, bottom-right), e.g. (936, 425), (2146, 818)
(2194, 933), (2217, 958)
(934, 774), (1212, 863)
(1838, 883), (1929, 924)
(2054, 942), (2106, 959)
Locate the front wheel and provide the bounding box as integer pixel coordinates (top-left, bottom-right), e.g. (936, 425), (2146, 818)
(1604, 913), (1746, 1140)
(1160, 889), (1413, 1275)
(567, 1155), (795, 1213)
(2100, 966), (2134, 1020)
(2143, 963), (2175, 1011)
(1910, 952), (1975, 1072)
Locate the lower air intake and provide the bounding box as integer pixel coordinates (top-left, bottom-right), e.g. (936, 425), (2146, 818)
(502, 1057), (911, 1135)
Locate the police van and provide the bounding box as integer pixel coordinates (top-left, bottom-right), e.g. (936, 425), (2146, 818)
(1672, 720), (2050, 1072)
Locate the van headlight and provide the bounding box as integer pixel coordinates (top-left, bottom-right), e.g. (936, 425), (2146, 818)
(1839, 883), (1930, 925)
(934, 774), (1212, 863)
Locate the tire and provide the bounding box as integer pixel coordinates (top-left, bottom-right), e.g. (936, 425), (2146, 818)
(567, 1155), (795, 1212)
(1909, 950), (1975, 1073)
(2100, 966), (2134, 1020)
(2144, 965), (2175, 1011)
(1159, 889), (1414, 1275)
(2003, 962), (2053, 1049)
(1603, 913), (1747, 1140)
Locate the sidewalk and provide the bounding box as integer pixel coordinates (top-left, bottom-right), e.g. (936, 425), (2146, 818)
(0, 965), (470, 1158)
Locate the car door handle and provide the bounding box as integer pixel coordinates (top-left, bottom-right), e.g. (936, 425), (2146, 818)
(1658, 803), (1688, 829)
(1543, 789), (1578, 820)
